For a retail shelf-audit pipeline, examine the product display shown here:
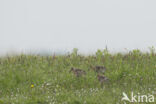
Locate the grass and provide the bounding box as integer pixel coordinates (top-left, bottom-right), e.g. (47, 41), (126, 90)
(0, 48), (156, 104)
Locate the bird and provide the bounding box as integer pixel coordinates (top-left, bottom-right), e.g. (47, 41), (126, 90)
(92, 65), (107, 74)
(97, 74), (109, 83)
(69, 67), (86, 77)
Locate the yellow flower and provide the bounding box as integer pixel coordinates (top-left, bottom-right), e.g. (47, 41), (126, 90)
(31, 84), (34, 88)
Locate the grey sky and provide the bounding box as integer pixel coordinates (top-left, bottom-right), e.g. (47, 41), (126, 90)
(0, 0), (156, 54)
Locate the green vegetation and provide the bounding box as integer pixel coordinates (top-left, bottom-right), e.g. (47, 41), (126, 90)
(0, 48), (156, 104)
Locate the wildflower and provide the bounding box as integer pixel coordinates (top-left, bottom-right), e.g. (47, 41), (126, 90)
(31, 84), (34, 88)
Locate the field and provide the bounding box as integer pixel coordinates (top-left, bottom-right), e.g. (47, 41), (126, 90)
(0, 49), (156, 104)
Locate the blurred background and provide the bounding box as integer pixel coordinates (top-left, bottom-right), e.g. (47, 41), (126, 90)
(0, 0), (156, 55)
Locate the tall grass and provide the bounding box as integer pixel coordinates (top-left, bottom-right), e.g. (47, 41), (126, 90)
(0, 48), (155, 104)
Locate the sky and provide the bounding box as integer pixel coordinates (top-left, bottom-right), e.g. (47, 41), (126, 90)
(0, 0), (156, 54)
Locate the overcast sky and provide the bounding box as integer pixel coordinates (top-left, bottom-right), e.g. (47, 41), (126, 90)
(0, 0), (156, 54)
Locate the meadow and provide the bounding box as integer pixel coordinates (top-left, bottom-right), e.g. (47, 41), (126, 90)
(0, 48), (155, 104)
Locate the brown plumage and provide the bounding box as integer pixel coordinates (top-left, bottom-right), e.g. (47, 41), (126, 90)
(69, 67), (86, 77)
(92, 66), (107, 73)
(97, 74), (109, 83)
